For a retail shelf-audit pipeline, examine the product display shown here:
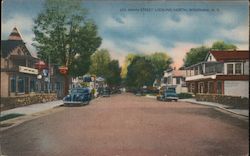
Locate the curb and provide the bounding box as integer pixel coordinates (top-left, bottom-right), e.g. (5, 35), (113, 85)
(184, 100), (249, 118)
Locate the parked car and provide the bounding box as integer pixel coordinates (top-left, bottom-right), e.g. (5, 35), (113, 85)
(157, 87), (178, 102)
(63, 87), (91, 106)
(99, 87), (111, 97)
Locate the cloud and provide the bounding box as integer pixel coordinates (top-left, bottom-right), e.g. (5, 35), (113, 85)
(163, 14), (198, 30)
(168, 42), (200, 68)
(104, 15), (137, 28)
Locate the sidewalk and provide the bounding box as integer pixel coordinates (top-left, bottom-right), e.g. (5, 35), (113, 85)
(0, 100), (63, 117)
(179, 98), (249, 117)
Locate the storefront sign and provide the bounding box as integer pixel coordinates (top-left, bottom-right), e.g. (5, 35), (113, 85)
(19, 66), (38, 75)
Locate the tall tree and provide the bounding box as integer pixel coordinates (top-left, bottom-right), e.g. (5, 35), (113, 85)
(106, 60), (122, 87)
(126, 56), (155, 89)
(211, 41), (237, 50)
(89, 49), (111, 77)
(33, 0), (102, 95)
(183, 46), (210, 67)
(147, 52), (173, 79)
(121, 53), (139, 79)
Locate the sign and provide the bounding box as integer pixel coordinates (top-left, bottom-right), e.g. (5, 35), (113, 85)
(19, 66), (38, 75)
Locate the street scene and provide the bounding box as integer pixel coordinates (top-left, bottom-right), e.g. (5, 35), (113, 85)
(1, 93), (249, 156)
(1, 0), (249, 156)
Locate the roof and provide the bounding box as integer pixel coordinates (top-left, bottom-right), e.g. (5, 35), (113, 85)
(8, 27), (23, 40)
(1, 40), (30, 58)
(209, 50), (249, 61)
(172, 70), (186, 77)
(1, 27), (35, 58)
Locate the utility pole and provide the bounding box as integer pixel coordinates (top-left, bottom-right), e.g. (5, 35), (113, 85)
(48, 56), (51, 94)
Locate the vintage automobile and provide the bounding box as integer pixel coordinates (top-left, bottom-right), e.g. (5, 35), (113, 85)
(157, 87), (178, 102)
(101, 87), (111, 97)
(63, 87), (91, 106)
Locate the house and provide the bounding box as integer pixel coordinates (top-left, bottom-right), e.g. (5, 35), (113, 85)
(185, 50), (249, 98)
(1, 27), (65, 98)
(1, 27), (39, 97)
(161, 68), (188, 94)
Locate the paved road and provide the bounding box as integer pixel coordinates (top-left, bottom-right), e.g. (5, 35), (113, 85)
(1, 93), (248, 156)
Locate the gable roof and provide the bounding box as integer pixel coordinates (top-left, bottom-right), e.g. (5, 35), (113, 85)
(206, 50), (249, 61)
(8, 27), (23, 40)
(1, 27), (34, 58)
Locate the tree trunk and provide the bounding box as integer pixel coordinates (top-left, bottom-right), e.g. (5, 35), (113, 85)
(64, 75), (69, 96)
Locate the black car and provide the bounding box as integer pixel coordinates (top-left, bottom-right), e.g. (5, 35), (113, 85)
(63, 88), (91, 106)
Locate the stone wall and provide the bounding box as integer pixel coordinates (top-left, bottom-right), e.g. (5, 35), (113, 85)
(196, 94), (249, 109)
(0, 93), (57, 111)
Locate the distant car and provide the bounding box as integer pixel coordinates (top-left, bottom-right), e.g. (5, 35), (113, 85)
(63, 88), (91, 106)
(101, 87), (111, 97)
(157, 88), (178, 102)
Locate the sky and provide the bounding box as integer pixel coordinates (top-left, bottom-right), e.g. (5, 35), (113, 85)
(2, 0), (249, 68)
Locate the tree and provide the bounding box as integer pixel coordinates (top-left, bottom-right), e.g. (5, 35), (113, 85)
(147, 52), (173, 79)
(121, 53), (139, 79)
(89, 49), (111, 77)
(183, 46), (210, 67)
(211, 41), (237, 50)
(32, 0), (102, 95)
(106, 60), (122, 87)
(126, 56), (155, 89)
(183, 41), (238, 67)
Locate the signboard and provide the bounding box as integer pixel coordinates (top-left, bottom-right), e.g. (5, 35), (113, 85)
(19, 66), (38, 75)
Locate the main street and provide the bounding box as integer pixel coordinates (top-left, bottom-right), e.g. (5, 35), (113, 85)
(1, 93), (248, 156)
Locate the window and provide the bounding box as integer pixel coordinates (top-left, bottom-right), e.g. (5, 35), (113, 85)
(208, 81), (214, 93)
(227, 64), (233, 75)
(30, 79), (36, 92)
(176, 77), (180, 84)
(217, 81), (222, 94)
(235, 63), (242, 74)
(18, 77), (24, 93)
(10, 76), (16, 92)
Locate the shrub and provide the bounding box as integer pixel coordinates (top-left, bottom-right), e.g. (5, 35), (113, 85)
(178, 93), (193, 99)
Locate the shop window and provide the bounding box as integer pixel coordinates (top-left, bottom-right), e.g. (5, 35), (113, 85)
(227, 64), (233, 75)
(235, 63), (242, 74)
(10, 76), (16, 92)
(30, 79), (36, 92)
(18, 77), (24, 93)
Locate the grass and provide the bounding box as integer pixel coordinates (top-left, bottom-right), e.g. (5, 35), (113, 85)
(0, 113), (25, 122)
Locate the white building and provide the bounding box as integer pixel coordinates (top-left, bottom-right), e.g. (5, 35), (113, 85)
(185, 50), (249, 98)
(161, 68), (188, 94)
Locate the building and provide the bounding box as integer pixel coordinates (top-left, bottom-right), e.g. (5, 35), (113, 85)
(1, 27), (66, 98)
(185, 50), (249, 98)
(1, 27), (39, 97)
(161, 68), (188, 93)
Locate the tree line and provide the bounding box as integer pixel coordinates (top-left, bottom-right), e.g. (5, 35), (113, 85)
(32, 0), (238, 92)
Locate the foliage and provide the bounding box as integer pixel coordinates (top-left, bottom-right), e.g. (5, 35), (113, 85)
(183, 46), (210, 67)
(106, 60), (122, 87)
(211, 41), (237, 50)
(126, 56), (155, 88)
(177, 93), (193, 99)
(121, 53), (139, 78)
(32, 0), (102, 76)
(0, 113), (24, 122)
(183, 41), (237, 67)
(147, 52), (173, 79)
(89, 49), (111, 77)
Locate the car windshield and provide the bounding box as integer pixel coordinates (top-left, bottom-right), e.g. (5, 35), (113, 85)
(165, 89), (176, 93)
(71, 88), (89, 94)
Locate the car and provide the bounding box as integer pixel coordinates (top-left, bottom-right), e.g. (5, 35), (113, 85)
(63, 87), (91, 106)
(157, 87), (178, 102)
(101, 87), (111, 97)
